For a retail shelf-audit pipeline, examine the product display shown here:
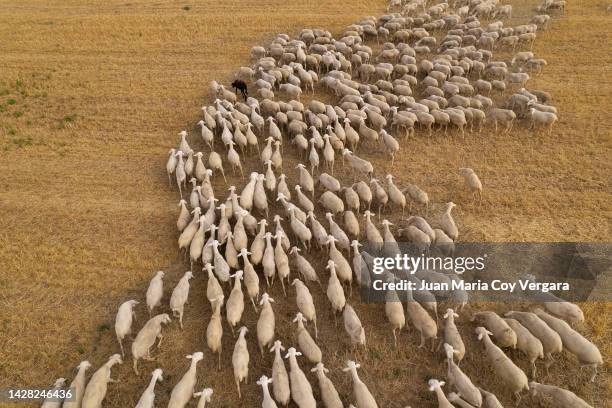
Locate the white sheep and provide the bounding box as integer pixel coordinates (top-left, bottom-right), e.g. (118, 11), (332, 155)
(289, 247), (320, 287)
(442, 309), (465, 363)
(114, 299), (138, 357)
(475, 327), (529, 402)
(478, 387), (503, 408)
(146, 271), (164, 316)
(232, 326), (250, 398)
(443, 343), (482, 407)
(529, 381), (593, 408)
(343, 303), (366, 348)
(270, 340), (290, 407)
(239, 248), (260, 311)
(406, 288), (437, 350)
(292, 278), (318, 337)
(428, 379), (453, 408)
(343, 360), (378, 408)
(471, 311), (516, 348)
(131, 314), (171, 375)
(326, 260), (347, 319)
(385, 285), (405, 348)
(167, 352), (204, 408)
(311, 363), (343, 408)
(41, 377), (66, 408)
(169, 271), (194, 329)
(293, 312), (322, 364)
(285, 347), (316, 408)
(529, 108), (557, 134)
(134, 368), (163, 408)
(226, 270), (245, 334)
(177, 199), (190, 231)
(257, 293), (276, 356)
(533, 308), (602, 381)
(504, 318), (544, 377)
(458, 168), (482, 202)
(504, 310), (562, 372)
(81, 354), (122, 408)
(439, 202), (458, 240)
(257, 375), (278, 408)
(206, 296), (224, 370)
(62, 360), (91, 408)
(193, 388), (214, 408)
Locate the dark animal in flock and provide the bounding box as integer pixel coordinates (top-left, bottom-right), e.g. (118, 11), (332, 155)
(231, 79), (248, 101)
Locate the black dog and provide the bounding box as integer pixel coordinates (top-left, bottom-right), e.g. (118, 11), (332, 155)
(231, 79), (248, 101)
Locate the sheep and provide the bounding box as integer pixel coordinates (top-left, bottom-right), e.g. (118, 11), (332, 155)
(541, 298), (584, 325)
(385, 285), (405, 348)
(326, 260), (346, 319)
(131, 314), (171, 375)
(319, 172), (341, 192)
(289, 206), (312, 251)
(342, 303), (366, 347)
(342, 149), (373, 179)
(487, 108), (516, 133)
(308, 212), (330, 249)
(428, 379), (453, 408)
(226, 270), (245, 334)
(533, 308), (602, 381)
(294, 185), (314, 213)
(446, 392), (476, 408)
(285, 347), (316, 408)
(208, 149), (226, 182)
(406, 287), (437, 350)
(232, 326), (250, 398)
(326, 212), (350, 252)
(442, 309), (465, 363)
(529, 381), (593, 408)
(289, 247), (320, 286)
(134, 368), (163, 408)
(169, 271), (193, 329)
(311, 363), (343, 408)
(114, 299), (138, 357)
(257, 375), (278, 408)
(177, 199), (190, 231)
(62, 360), (91, 408)
(434, 229), (455, 256)
(41, 377), (66, 408)
(257, 293), (276, 356)
(211, 239), (231, 284)
(443, 343), (482, 407)
(166, 149), (178, 186)
(478, 387), (503, 408)
(293, 312), (322, 364)
(193, 388), (213, 408)
(206, 295), (224, 371)
(439, 202), (458, 240)
(189, 216), (207, 269)
(399, 225), (431, 253)
(471, 311), (517, 348)
(292, 278), (318, 336)
(178, 207), (202, 254)
(458, 168), (483, 202)
(384, 174), (406, 216)
(81, 354), (122, 408)
(270, 340), (290, 407)
(475, 327), (529, 402)
(504, 310), (562, 372)
(296, 163), (315, 197)
(174, 151), (187, 197)
(327, 235), (352, 288)
(529, 107), (557, 135)
(402, 183), (429, 214)
(319, 190), (345, 214)
(167, 352), (204, 408)
(343, 360), (378, 408)
(503, 317), (544, 377)
(273, 232), (290, 296)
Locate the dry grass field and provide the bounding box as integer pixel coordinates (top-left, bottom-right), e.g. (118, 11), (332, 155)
(0, 0), (610, 407)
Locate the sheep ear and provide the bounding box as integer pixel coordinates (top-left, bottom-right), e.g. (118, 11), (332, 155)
(440, 381), (445, 387)
(454, 313), (459, 318)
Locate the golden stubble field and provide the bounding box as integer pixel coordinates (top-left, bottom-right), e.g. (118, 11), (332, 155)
(0, 0), (610, 407)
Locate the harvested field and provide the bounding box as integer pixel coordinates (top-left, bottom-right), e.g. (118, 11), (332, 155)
(0, 0), (610, 407)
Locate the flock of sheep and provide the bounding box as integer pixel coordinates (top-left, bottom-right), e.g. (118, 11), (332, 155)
(39, 0), (603, 407)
